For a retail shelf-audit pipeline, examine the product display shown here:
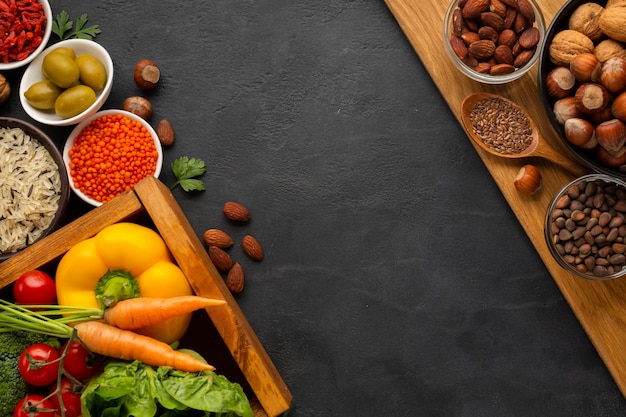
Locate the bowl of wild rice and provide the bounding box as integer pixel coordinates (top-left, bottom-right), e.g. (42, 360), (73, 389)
(0, 117), (70, 262)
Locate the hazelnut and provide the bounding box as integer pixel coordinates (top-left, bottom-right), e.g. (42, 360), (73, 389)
(569, 52), (601, 83)
(553, 96), (581, 125)
(596, 118), (626, 155)
(600, 56), (626, 93)
(122, 96), (153, 120)
(611, 91), (626, 121)
(0, 73), (9, 105)
(546, 66), (576, 98)
(597, 145), (626, 168)
(514, 164), (542, 195)
(133, 59), (161, 90)
(575, 83), (610, 114)
(564, 117), (596, 147)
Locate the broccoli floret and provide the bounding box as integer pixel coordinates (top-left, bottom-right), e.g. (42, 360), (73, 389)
(0, 331), (61, 416)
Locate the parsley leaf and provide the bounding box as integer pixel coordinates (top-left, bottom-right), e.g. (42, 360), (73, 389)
(170, 157), (207, 192)
(52, 11), (101, 41)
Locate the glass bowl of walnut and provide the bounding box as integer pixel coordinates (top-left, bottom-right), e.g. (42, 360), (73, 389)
(539, 0), (626, 180)
(443, 0), (546, 84)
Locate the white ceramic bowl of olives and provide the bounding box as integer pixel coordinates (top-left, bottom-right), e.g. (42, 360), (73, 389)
(19, 39), (114, 126)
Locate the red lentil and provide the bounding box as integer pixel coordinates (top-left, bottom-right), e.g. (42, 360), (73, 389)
(68, 113), (159, 203)
(0, 0), (47, 63)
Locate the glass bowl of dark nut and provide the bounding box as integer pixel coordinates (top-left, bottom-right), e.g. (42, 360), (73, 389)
(443, 0), (546, 84)
(545, 174), (626, 281)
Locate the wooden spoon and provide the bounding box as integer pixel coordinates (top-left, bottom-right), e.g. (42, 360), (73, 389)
(460, 92), (588, 177)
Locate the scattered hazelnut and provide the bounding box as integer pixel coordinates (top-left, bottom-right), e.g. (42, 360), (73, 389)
(122, 96), (153, 120)
(133, 59), (161, 90)
(514, 164), (542, 195)
(0, 73), (10, 106)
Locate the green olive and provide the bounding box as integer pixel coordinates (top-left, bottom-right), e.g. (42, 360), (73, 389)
(50, 47), (76, 60)
(42, 51), (80, 88)
(75, 54), (107, 90)
(54, 85), (96, 118)
(24, 80), (63, 110)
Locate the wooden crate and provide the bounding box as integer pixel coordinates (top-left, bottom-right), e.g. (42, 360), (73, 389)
(0, 176), (293, 417)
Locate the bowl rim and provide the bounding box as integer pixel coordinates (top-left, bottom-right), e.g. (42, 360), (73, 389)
(0, 116), (70, 262)
(63, 109), (164, 207)
(544, 173), (626, 281)
(0, 0), (53, 71)
(537, 0), (622, 178)
(18, 38), (114, 126)
(443, 0), (546, 84)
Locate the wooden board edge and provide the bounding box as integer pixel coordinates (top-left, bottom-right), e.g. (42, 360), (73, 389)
(133, 177), (293, 417)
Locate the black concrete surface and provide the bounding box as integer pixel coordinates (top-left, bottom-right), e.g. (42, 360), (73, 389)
(3, 0), (626, 415)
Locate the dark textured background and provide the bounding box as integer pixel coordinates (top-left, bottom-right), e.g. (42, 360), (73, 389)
(3, 0), (626, 415)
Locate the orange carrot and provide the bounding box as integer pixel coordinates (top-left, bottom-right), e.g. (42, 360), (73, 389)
(74, 321), (215, 372)
(103, 296), (226, 330)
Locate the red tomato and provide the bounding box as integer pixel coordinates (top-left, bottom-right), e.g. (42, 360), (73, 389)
(49, 377), (82, 417)
(61, 340), (104, 382)
(13, 270), (56, 306)
(18, 343), (60, 387)
(13, 394), (55, 417)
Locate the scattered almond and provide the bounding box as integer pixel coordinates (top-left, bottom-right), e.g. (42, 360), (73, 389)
(242, 235), (264, 261)
(203, 229), (233, 249)
(156, 119), (175, 146)
(223, 201), (251, 222)
(226, 263), (245, 293)
(208, 245), (233, 272)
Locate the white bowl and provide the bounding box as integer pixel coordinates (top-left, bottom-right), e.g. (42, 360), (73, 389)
(19, 39), (114, 126)
(63, 110), (163, 207)
(0, 0), (52, 71)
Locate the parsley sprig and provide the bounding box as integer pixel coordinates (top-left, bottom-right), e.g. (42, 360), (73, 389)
(170, 157), (207, 192)
(53, 11), (102, 41)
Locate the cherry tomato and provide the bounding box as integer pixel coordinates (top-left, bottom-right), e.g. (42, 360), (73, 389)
(13, 394), (55, 417)
(13, 270), (56, 306)
(18, 343), (60, 386)
(49, 377), (82, 417)
(61, 339), (104, 382)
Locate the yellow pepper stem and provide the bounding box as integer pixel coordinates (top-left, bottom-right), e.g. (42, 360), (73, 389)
(94, 269), (141, 309)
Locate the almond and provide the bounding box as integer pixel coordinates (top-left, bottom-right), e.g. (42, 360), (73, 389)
(489, 63), (515, 75)
(242, 235), (264, 261)
(513, 48), (535, 67)
(208, 245), (233, 272)
(516, 0), (536, 23)
(480, 12), (505, 32)
(450, 36), (468, 59)
(226, 263), (245, 294)
(203, 229), (234, 248)
(497, 29), (517, 49)
(452, 8), (464, 36)
(156, 119), (175, 146)
(494, 45), (514, 65)
(468, 39), (496, 60)
(518, 27), (540, 49)
(462, 0), (490, 19)
(223, 201), (251, 222)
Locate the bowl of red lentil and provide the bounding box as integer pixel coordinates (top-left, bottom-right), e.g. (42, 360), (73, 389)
(62, 109), (163, 207)
(0, 0), (52, 70)
(545, 174), (626, 281)
(19, 38), (114, 126)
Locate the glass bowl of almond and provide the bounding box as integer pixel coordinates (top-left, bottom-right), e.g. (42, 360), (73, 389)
(443, 0), (546, 84)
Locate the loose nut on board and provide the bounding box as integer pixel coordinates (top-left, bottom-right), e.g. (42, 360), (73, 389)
(203, 229), (234, 249)
(0, 73), (10, 105)
(122, 96), (153, 120)
(134, 59), (161, 90)
(156, 119), (175, 146)
(223, 201), (251, 222)
(514, 164), (542, 195)
(208, 245), (233, 273)
(226, 263), (245, 294)
(242, 235), (264, 261)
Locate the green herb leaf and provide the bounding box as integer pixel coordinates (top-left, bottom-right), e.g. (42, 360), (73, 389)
(170, 157), (207, 192)
(52, 11), (101, 41)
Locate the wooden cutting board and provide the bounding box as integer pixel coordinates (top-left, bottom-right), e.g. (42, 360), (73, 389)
(384, 0), (626, 398)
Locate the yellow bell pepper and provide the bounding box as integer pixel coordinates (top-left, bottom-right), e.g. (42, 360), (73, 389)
(55, 222), (193, 344)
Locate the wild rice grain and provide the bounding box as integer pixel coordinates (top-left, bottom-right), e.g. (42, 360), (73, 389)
(470, 97), (533, 154)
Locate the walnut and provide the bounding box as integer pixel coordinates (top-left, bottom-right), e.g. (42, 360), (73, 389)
(600, 4), (626, 43)
(0, 74), (9, 106)
(595, 39), (626, 62)
(606, 0), (626, 7)
(569, 3), (605, 42)
(549, 29), (595, 67)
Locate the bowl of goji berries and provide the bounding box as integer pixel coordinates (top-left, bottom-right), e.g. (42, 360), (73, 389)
(0, 0), (52, 70)
(62, 109), (163, 207)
